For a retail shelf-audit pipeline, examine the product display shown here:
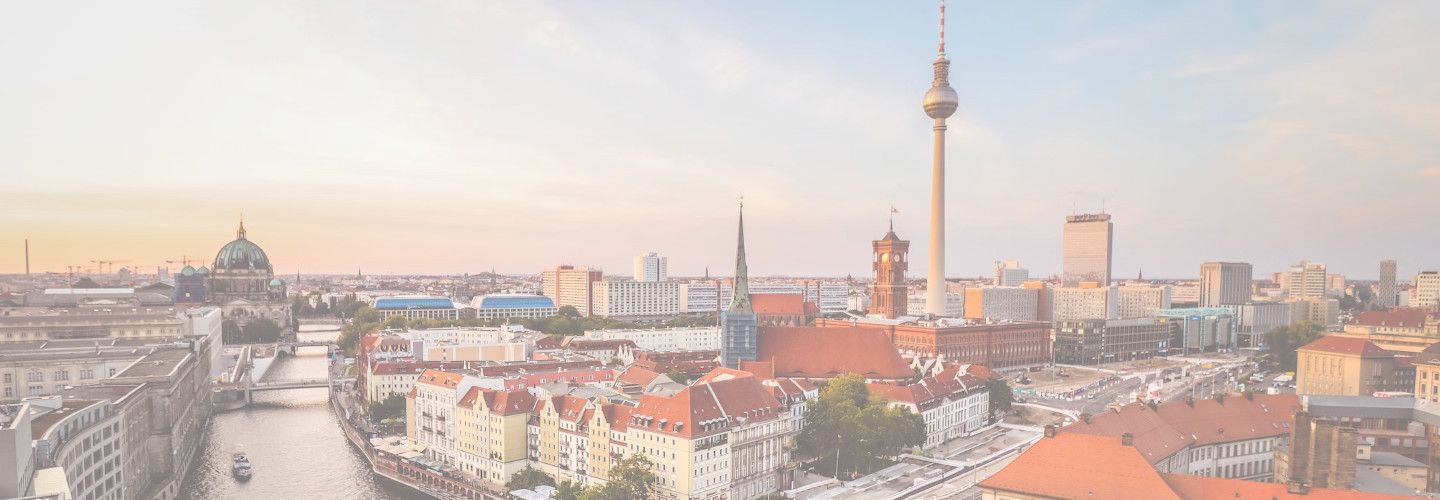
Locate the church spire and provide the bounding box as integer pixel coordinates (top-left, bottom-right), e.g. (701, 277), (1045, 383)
(728, 197), (752, 314)
(236, 215), (247, 240)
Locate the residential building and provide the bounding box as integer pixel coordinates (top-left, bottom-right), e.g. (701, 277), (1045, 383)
(1414, 343), (1440, 402)
(1158, 307), (1237, 354)
(411, 370), (468, 466)
(374, 296), (461, 321)
(590, 280), (681, 319)
(870, 225), (910, 319)
(1288, 297), (1341, 329)
(634, 252), (668, 282)
(1053, 318), (1172, 365)
(1116, 283), (1172, 319)
(1169, 283), (1201, 306)
(582, 326), (721, 352)
(469, 294), (557, 321)
(993, 260), (1029, 287)
(1023, 281), (1053, 321)
(542, 265), (604, 316)
(1051, 283), (1116, 321)
(455, 387), (536, 484)
(1199, 262), (1253, 306)
(1415, 271), (1440, 309)
(1339, 308), (1437, 353)
(1065, 393), (1300, 479)
(1062, 213), (1113, 286)
(1295, 336), (1412, 396)
(906, 291), (964, 318)
(867, 365), (989, 449)
(1287, 261), (1328, 299)
(963, 286), (1039, 322)
(1377, 260), (1398, 308)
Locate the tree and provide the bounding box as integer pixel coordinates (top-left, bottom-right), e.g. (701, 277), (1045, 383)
(607, 453), (658, 498)
(555, 480), (583, 500)
(506, 466), (554, 491)
(798, 373), (925, 478)
(986, 378), (1014, 417)
(558, 305), (581, 318)
(1265, 322), (1324, 371)
(369, 394), (406, 422)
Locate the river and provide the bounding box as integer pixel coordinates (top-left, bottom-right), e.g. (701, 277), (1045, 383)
(179, 330), (429, 500)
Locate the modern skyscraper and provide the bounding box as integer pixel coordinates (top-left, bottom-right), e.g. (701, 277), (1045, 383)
(720, 201), (757, 369)
(923, 1), (958, 316)
(1062, 213), (1114, 287)
(1415, 271), (1440, 309)
(871, 220), (910, 319)
(633, 252), (668, 282)
(1377, 260), (1398, 308)
(1286, 261), (1328, 299)
(1199, 262), (1253, 306)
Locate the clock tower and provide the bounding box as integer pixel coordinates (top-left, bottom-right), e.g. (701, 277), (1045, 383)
(871, 220), (910, 319)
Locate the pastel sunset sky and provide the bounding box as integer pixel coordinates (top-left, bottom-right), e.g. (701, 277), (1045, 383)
(3, 1), (1437, 279)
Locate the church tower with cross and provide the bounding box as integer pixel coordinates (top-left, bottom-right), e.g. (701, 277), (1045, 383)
(871, 209), (910, 319)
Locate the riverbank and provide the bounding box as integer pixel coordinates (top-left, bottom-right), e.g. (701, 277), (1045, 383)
(329, 386), (498, 499)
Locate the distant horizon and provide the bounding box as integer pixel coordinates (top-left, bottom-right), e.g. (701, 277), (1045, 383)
(4, 2), (1437, 279)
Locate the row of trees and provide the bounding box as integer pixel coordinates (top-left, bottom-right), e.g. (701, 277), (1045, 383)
(506, 455), (657, 499)
(221, 318), (284, 344)
(1264, 322), (1324, 371)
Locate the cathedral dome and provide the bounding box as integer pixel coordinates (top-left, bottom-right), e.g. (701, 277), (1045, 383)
(213, 220), (273, 273)
(181, 265), (197, 276)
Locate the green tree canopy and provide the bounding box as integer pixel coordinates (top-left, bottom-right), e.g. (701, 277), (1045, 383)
(369, 393), (406, 422)
(506, 466), (555, 491)
(798, 373), (926, 478)
(986, 378), (1014, 418)
(1265, 322), (1324, 371)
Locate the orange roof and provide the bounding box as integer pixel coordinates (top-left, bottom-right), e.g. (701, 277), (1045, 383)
(1066, 394), (1299, 464)
(981, 433), (1182, 500)
(631, 374), (783, 438)
(616, 366), (664, 387)
(755, 326), (913, 381)
(416, 369), (464, 389)
(737, 360), (775, 379)
(751, 293), (807, 315)
(694, 366), (755, 384)
(1299, 335), (1394, 357)
(1161, 474), (1410, 499)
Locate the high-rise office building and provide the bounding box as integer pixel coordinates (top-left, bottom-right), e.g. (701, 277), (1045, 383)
(1199, 262), (1253, 306)
(1062, 213), (1113, 287)
(1115, 283), (1172, 319)
(1286, 261), (1328, 299)
(993, 260), (1029, 287)
(633, 252), (668, 282)
(541, 265), (603, 316)
(1377, 260), (1398, 308)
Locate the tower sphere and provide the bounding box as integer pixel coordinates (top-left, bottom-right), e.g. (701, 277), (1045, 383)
(924, 85), (958, 119)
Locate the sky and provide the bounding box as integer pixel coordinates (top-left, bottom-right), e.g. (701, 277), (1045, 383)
(2, 1), (1438, 280)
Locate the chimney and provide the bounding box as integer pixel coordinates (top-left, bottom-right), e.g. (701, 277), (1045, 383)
(1185, 396), (1195, 407)
(1121, 432), (1134, 447)
(1044, 424), (1057, 438)
(1286, 481), (1310, 495)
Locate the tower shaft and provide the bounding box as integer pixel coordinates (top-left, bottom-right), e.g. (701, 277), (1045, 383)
(926, 120), (947, 316)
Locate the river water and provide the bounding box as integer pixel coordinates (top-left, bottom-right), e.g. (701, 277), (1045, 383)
(179, 330), (429, 500)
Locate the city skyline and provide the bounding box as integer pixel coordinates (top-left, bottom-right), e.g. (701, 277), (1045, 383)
(4, 2), (1439, 278)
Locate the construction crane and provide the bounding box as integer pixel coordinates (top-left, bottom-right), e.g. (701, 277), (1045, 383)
(163, 255), (203, 267)
(89, 259), (131, 275)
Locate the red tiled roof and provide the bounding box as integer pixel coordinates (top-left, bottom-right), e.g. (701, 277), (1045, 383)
(416, 369), (464, 389)
(1352, 308), (1432, 328)
(486, 389), (537, 415)
(755, 326), (913, 380)
(694, 366), (755, 384)
(737, 360), (775, 380)
(1066, 394), (1300, 464)
(616, 366), (663, 387)
(631, 373), (783, 438)
(752, 293), (807, 315)
(981, 433), (1182, 500)
(1299, 335), (1394, 357)
(602, 403), (633, 431)
(1161, 473), (1410, 499)
(547, 394), (591, 423)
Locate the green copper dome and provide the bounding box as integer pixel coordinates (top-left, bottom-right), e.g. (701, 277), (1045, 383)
(213, 220), (273, 272)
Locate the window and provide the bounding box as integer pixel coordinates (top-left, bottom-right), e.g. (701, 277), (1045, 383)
(27, 372), (42, 382)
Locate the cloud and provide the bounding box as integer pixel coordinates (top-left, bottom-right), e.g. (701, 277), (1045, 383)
(1420, 165), (1440, 178)
(1170, 53), (1258, 78)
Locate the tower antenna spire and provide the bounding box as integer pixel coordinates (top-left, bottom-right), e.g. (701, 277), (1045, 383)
(939, 0), (946, 55)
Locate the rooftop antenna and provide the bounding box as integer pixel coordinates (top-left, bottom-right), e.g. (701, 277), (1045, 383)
(1102, 196), (1107, 215)
(939, 0), (946, 55)
(25, 239), (30, 277)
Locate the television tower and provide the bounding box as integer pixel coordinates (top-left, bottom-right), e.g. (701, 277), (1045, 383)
(923, 0), (958, 316)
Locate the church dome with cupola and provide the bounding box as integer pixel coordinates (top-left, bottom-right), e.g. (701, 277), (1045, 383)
(213, 220), (272, 272)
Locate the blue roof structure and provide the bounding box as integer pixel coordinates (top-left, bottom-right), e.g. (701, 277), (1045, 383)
(477, 294), (555, 310)
(374, 296), (455, 310)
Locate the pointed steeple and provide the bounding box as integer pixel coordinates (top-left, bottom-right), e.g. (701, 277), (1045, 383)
(236, 215), (247, 240)
(728, 198), (752, 314)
